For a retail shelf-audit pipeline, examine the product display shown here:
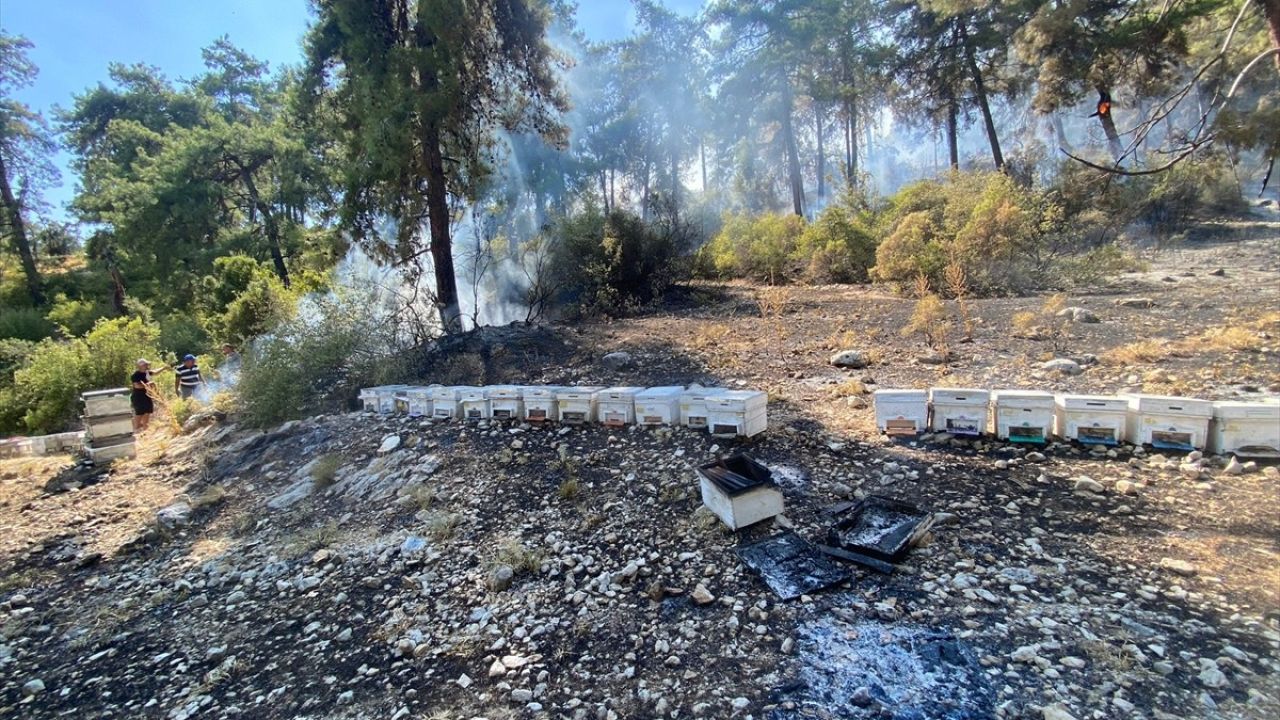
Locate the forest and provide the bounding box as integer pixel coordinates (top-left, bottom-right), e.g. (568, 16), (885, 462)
(1, 0), (1277, 435)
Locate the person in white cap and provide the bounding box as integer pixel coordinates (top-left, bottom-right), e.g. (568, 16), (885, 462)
(131, 359), (157, 432)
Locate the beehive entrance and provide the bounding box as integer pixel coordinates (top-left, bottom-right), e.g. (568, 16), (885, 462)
(1151, 429), (1193, 450)
(1077, 426), (1117, 444)
(945, 417), (981, 435)
(885, 419), (918, 435)
(1008, 426), (1045, 443)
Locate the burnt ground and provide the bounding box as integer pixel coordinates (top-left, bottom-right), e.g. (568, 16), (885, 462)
(1, 220), (1278, 720)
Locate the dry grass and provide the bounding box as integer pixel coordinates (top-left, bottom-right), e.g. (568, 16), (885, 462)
(492, 537), (543, 574)
(284, 520), (341, 556)
(689, 322), (733, 351)
(310, 454), (343, 489)
(190, 484), (228, 510)
(1204, 326), (1262, 352)
(830, 379), (870, 398)
(404, 483), (437, 510)
(1101, 340), (1169, 366)
(558, 476), (581, 500)
(423, 512), (462, 541)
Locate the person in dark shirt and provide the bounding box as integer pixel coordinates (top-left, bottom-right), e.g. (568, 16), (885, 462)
(131, 359), (157, 432)
(175, 354), (203, 399)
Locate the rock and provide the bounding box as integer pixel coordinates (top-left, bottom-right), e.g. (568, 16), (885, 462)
(511, 689), (534, 703)
(379, 435), (402, 454)
(1199, 659), (1229, 688)
(1115, 297), (1155, 308)
(731, 697), (750, 711)
(1041, 703), (1078, 720)
(22, 679), (45, 696)
(489, 659), (507, 678)
(830, 350), (869, 369)
(156, 501), (192, 529)
(456, 673), (473, 689)
(1159, 558), (1197, 576)
(1025, 452), (1047, 463)
(1223, 457), (1244, 475)
(601, 351), (634, 371)
(488, 565), (515, 592)
(1114, 479), (1137, 495)
(1056, 307), (1100, 323)
(1073, 476), (1105, 493)
(1043, 358), (1082, 376)
(691, 584), (715, 605)
(1010, 645), (1040, 663)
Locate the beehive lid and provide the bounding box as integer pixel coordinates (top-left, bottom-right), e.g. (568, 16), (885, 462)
(708, 390), (767, 411)
(929, 388), (989, 404)
(557, 386), (605, 399)
(1126, 394), (1213, 416)
(485, 385), (522, 399)
(523, 386), (562, 398)
(1212, 399), (1280, 419)
(681, 386), (723, 401)
(406, 385), (438, 398)
(992, 390), (1054, 407)
(874, 389), (927, 402)
(637, 386), (684, 400)
(456, 386), (486, 400)
(600, 386), (645, 401)
(82, 388), (130, 400)
(1056, 394), (1128, 411)
(428, 386), (460, 399)
(697, 455), (774, 496)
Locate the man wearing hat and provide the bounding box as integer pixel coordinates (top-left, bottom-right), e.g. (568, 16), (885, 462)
(175, 354), (204, 400)
(131, 359), (157, 432)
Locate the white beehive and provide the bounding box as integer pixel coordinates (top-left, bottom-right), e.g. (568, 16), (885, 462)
(85, 435), (136, 463)
(697, 457), (784, 530)
(992, 390), (1055, 444)
(82, 388), (132, 417)
(873, 389), (929, 436)
(556, 386), (605, 424)
(635, 386), (684, 426)
(358, 387), (381, 412)
(428, 386), (462, 419)
(929, 388), (990, 436)
(393, 386), (413, 414)
(405, 386), (436, 417)
(375, 385), (412, 414)
(598, 386), (645, 427)
(707, 390), (768, 438)
(84, 413), (133, 442)
(1209, 400), (1280, 456)
(521, 386), (562, 423)
(1125, 394), (1213, 450)
(1055, 395), (1128, 445)
(458, 386), (491, 421)
(486, 386), (524, 421)
(679, 387), (722, 430)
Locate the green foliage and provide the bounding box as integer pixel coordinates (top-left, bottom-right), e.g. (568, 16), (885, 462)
(236, 288), (403, 428)
(45, 295), (109, 337)
(197, 255), (295, 344)
(5, 316), (159, 434)
(1138, 154), (1245, 236)
(0, 307), (54, 341)
(0, 338), (35, 387)
(549, 207), (684, 314)
(704, 212), (806, 282)
(873, 172), (1062, 295)
(158, 314), (211, 357)
(794, 203), (878, 284)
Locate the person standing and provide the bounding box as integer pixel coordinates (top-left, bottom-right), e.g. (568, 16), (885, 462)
(131, 359), (157, 432)
(175, 354), (204, 400)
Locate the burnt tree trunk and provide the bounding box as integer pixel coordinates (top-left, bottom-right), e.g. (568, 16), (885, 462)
(238, 165), (291, 288)
(946, 95), (960, 170)
(781, 82), (805, 217)
(699, 138), (708, 193)
(0, 149), (43, 305)
(1096, 84), (1124, 161)
(958, 20), (1004, 170)
(815, 104), (826, 204)
(424, 122), (462, 334)
(1261, 0), (1280, 73)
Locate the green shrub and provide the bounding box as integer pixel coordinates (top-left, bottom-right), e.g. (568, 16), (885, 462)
(549, 207), (685, 314)
(1139, 154), (1245, 236)
(873, 171), (1061, 295)
(0, 338), (36, 388)
(10, 316), (161, 434)
(794, 204), (878, 284)
(237, 287), (404, 428)
(198, 255), (295, 344)
(704, 212), (806, 282)
(159, 314), (212, 357)
(46, 296), (111, 337)
(0, 307), (55, 341)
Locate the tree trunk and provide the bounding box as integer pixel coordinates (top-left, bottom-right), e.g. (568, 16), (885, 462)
(849, 96), (859, 181)
(670, 149), (680, 218)
(1051, 113), (1071, 152)
(700, 138), (707, 194)
(424, 122), (462, 334)
(1260, 0), (1280, 72)
(0, 150), (44, 305)
(239, 167), (291, 288)
(1095, 84), (1124, 161)
(781, 83), (805, 217)
(946, 95), (959, 170)
(600, 172), (609, 213)
(815, 104), (826, 205)
(959, 20), (1004, 170)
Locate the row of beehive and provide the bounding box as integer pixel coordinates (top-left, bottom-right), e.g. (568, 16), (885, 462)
(360, 384), (768, 437)
(81, 388), (138, 463)
(874, 388), (1280, 456)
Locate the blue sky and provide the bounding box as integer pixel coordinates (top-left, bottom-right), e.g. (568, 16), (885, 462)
(0, 0), (706, 220)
